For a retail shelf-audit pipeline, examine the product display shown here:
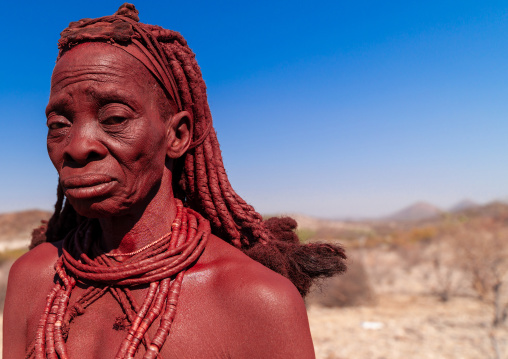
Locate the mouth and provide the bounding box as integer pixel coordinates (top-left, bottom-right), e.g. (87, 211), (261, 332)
(61, 174), (117, 199)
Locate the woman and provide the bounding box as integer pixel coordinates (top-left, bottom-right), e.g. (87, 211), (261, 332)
(4, 4), (346, 358)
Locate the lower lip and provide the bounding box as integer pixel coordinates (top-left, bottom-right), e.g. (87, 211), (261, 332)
(64, 181), (117, 200)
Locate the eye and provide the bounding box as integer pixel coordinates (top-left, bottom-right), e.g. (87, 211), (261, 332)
(98, 104), (134, 127)
(47, 114), (71, 130)
(101, 116), (127, 126)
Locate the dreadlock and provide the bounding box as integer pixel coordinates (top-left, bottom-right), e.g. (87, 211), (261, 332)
(31, 3), (346, 297)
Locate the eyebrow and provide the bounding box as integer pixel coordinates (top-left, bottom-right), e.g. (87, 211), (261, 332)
(46, 96), (70, 117)
(88, 87), (144, 112)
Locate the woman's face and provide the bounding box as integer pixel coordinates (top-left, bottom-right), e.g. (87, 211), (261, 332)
(46, 42), (171, 218)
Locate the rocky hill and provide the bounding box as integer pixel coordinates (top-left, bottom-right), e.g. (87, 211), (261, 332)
(385, 201), (443, 222)
(0, 209), (51, 243)
(449, 199), (479, 212)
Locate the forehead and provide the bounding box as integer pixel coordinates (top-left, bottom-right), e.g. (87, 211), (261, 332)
(51, 42), (157, 92)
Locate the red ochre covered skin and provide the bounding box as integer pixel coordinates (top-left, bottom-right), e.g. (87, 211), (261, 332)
(3, 3), (346, 358)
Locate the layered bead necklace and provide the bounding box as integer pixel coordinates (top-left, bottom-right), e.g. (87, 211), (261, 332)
(27, 200), (210, 359)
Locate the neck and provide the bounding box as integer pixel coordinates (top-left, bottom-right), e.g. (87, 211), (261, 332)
(98, 170), (177, 255)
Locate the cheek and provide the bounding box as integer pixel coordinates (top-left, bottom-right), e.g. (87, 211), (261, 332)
(121, 130), (167, 182)
(135, 148), (167, 180)
(47, 141), (63, 171)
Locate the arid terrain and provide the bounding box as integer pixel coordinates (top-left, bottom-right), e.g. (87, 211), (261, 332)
(306, 245), (507, 359)
(309, 294), (498, 359)
(0, 203), (507, 358)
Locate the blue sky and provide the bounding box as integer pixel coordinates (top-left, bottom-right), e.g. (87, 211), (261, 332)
(1, 1), (507, 218)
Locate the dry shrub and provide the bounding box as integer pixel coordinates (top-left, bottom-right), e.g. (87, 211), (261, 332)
(426, 236), (466, 301)
(396, 241), (427, 271)
(455, 220), (508, 326)
(306, 257), (376, 307)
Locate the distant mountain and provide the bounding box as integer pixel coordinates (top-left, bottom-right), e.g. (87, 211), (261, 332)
(386, 202), (443, 222)
(449, 199), (479, 212)
(0, 209), (51, 242)
(498, 197), (508, 205)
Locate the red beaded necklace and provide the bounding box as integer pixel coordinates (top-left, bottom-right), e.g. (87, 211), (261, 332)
(27, 200), (210, 359)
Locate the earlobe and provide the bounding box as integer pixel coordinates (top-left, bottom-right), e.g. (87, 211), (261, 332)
(166, 111), (193, 159)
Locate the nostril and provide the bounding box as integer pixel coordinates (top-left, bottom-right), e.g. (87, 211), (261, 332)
(63, 152), (74, 163)
(86, 151), (104, 162)
(64, 150), (105, 166)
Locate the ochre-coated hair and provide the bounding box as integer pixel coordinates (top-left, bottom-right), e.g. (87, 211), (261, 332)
(31, 3), (346, 297)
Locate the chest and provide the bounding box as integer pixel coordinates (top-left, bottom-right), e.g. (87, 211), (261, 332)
(26, 281), (236, 359)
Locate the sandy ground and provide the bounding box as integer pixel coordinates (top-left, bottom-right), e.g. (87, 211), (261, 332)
(308, 294), (507, 359)
(305, 246), (508, 359)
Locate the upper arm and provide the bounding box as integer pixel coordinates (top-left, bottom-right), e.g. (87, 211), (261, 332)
(3, 257), (32, 358)
(3, 243), (59, 358)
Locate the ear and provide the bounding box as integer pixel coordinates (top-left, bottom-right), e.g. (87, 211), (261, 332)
(166, 111), (193, 159)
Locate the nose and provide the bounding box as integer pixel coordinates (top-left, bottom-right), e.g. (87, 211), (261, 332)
(63, 123), (108, 166)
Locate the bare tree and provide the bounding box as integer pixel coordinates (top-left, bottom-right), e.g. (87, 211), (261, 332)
(428, 235), (465, 302)
(457, 220), (508, 327)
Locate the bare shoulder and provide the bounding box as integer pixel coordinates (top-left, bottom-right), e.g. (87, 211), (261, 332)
(194, 235), (303, 302)
(3, 242), (61, 358)
(7, 241), (60, 288)
(189, 235), (316, 358)
(5, 241), (61, 320)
